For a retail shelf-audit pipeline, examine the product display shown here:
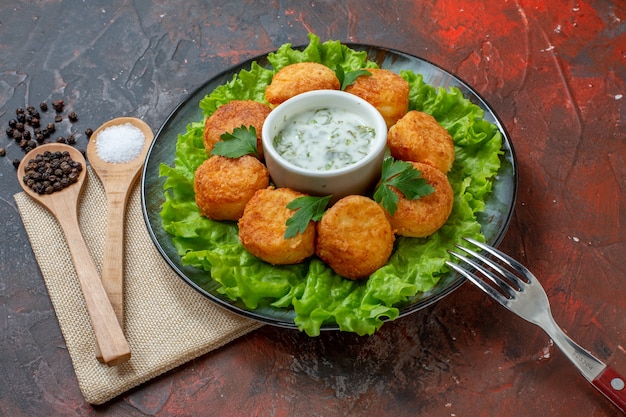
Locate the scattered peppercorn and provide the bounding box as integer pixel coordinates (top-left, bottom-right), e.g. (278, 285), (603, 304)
(24, 140), (37, 152)
(0, 148), (5, 157)
(12, 158), (21, 168)
(85, 128), (93, 138)
(21, 150), (83, 194)
(52, 99), (64, 112)
(3, 100), (88, 158)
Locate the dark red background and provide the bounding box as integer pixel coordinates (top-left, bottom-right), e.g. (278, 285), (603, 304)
(0, 1), (624, 416)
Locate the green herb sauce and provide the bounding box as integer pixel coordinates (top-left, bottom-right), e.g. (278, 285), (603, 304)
(273, 107), (376, 171)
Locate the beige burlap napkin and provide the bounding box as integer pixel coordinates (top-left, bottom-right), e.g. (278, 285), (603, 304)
(15, 167), (262, 404)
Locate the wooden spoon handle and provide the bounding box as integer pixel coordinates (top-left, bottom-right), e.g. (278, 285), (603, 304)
(100, 189), (131, 324)
(94, 188), (131, 361)
(56, 207), (131, 366)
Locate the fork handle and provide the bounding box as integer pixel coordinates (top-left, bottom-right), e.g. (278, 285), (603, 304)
(543, 317), (625, 413)
(592, 366), (626, 413)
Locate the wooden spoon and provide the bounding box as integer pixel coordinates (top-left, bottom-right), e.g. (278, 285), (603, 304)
(17, 143), (131, 366)
(86, 117), (153, 362)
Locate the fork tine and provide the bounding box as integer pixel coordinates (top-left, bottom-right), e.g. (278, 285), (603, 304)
(462, 237), (534, 284)
(445, 259), (512, 305)
(453, 244), (527, 291)
(446, 251), (516, 300)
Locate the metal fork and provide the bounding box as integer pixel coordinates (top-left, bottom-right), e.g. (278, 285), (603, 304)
(446, 237), (626, 413)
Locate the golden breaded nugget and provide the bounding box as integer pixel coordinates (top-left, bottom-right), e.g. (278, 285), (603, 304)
(194, 155), (269, 221)
(265, 62), (340, 106)
(387, 110), (455, 173)
(238, 187), (316, 265)
(344, 68), (409, 128)
(203, 100), (271, 159)
(316, 195), (394, 280)
(385, 162), (453, 238)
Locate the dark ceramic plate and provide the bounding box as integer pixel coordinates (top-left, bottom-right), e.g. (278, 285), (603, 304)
(141, 44), (518, 329)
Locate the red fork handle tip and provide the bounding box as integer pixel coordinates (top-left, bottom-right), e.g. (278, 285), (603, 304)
(592, 366), (626, 413)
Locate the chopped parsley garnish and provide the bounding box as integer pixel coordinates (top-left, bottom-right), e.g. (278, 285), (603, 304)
(211, 125), (259, 159)
(284, 195), (332, 239)
(374, 157), (435, 216)
(336, 66), (371, 90)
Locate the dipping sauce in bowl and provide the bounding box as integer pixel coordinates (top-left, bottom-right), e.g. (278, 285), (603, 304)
(273, 107), (377, 171)
(262, 90), (387, 201)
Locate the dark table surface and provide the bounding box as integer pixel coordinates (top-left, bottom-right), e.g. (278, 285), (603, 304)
(1, 1), (625, 416)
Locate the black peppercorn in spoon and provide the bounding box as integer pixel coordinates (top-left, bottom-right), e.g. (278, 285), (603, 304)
(17, 143), (131, 366)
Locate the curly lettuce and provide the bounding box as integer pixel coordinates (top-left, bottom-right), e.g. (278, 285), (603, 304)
(160, 33), (503, 336)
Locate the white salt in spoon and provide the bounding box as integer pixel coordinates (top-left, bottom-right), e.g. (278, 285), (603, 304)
(18, 143), (131, 366)
(86, 117), (153, 363)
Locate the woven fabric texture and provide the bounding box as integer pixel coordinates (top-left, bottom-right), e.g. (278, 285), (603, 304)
(15, 167), (262, 404)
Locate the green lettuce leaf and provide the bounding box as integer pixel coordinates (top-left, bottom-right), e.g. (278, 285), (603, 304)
(267, 33), (377, 73)
(160, 34), (503, 336)
(199, 62), (274, 116)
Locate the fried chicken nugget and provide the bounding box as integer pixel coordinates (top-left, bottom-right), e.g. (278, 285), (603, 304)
(265, 62), (340, 106)
(386, 162), (454, 238)
(238, 187), (316, 265)
(194, 155), (269, 221)
(316, 195), (394, 280)
(344, 68), (409, 128)
(203, 100), (271, 159)
(387, 110), (455, 173)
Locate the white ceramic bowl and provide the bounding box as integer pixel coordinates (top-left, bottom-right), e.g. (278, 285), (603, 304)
(262, 90), (388, 202)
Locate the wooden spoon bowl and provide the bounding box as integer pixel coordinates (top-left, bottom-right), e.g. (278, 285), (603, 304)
(17, 144), (87, 211)
(87, 117), (153, 189)
(86, 117), (153, 361)
(17, 143), (131, 366)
